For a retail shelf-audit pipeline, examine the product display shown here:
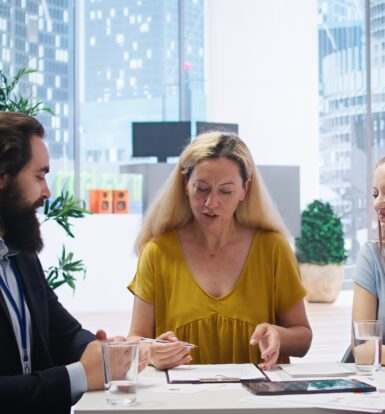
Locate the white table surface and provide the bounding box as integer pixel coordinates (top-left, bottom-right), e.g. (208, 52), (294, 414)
(74, 364), (385, 414)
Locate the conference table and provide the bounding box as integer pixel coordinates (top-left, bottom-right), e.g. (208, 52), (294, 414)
(74, 363), (385, 414)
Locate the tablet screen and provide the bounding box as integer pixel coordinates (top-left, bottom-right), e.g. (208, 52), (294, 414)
(243, 379), (376, 395)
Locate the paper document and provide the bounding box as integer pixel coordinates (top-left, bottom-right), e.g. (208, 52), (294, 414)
(167, 363), (266, 383)
(280, 362), (355, 378)
(242, 393), (385, 413)
(290, 392), (385, 413)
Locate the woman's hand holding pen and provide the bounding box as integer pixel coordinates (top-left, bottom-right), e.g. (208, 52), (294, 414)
(118, 334), (151, 372)
(149, 331), (193, 370)
(249, 323), (280, 370)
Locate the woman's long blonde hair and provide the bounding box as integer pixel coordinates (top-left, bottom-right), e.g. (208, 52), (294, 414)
(376, 157), (385, 254)
(135, 131), (289, 254)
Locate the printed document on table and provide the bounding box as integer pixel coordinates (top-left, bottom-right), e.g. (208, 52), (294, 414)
(167, 363), (266, 383)
(242, 393), (385, 413)
(287, 392), (385, 413)
(279, 362), (356, 378)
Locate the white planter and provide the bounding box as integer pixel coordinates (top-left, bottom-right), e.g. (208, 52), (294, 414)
(299, 263), (344, 303)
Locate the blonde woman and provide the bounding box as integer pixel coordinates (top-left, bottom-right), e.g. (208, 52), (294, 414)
(128, 132), (312, 370)
(352, 157), (385, 363)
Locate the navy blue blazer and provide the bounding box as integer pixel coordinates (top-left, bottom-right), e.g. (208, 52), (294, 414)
(0, 251), (95, 413)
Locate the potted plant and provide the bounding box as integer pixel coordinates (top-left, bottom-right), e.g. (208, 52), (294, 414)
(295, 199), (347, 303)
(0, 66), (91, 291)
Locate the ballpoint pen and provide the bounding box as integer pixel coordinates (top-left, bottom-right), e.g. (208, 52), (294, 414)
(140, 337), (198, 349)
(198, 375), (240, 382)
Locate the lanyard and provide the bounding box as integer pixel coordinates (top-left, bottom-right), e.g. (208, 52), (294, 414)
(0, 257), (30, 374)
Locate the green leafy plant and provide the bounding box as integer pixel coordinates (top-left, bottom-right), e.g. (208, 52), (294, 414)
(0, 67), (54, 115)
(42, 192), (92, 290)
(295, 199), (347, 265)
(45, 246), (86, 291)
(42, 191), (90, 238)
(0, 66), (90, 291)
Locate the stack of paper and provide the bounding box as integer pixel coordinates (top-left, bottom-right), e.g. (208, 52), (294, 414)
(279, 362), (355, 378)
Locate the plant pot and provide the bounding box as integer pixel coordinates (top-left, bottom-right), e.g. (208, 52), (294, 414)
(299, 263), (344, 303)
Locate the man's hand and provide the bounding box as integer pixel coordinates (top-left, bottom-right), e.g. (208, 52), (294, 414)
(80, 329), (127, 391)
(95, 329), (107, 341)
(80, 340), (104, 391)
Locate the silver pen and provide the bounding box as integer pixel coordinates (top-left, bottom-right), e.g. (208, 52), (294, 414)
(140, 337), (198, 349)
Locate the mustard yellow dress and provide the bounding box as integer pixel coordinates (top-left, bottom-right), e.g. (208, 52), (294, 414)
(128, 230), (306, 364)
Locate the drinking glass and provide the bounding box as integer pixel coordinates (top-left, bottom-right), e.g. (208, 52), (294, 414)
(102, 342), (139, 405)
(352, 320), (382, 372)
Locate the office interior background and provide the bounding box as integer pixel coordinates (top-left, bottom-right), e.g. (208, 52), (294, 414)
(0, 0), (383, 313)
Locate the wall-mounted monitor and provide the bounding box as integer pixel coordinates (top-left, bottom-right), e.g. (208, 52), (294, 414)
(132, 121), (191, 162)
(196, 121), (239, 135)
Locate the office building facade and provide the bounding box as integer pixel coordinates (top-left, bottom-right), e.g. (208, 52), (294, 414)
(81, 0), (205, 163)
(318, 0), (385, 261)
(0, 0), (74, 161)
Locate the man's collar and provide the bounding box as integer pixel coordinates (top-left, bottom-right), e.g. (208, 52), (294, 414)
(0, 237), (19, 258)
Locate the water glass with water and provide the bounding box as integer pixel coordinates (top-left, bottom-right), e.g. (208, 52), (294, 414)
(102, 342), (139, 406)
(352, 320), (382, 372)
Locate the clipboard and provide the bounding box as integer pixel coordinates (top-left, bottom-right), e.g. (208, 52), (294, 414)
(166, 363), (268, 384)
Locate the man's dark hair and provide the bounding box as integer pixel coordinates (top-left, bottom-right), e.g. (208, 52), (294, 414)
(0, 112), (45, 178)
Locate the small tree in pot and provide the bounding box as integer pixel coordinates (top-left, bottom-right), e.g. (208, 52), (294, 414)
(295, 199), (347, 303)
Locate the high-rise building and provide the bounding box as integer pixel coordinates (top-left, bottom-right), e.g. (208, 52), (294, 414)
(318, 0), (368, 261)
(319, 0), (385, 261)
(0, 0), (74, 160)
(81, 0), (205, 163)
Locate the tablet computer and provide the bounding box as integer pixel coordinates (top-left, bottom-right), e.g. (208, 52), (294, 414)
(243, 379), (376, 395)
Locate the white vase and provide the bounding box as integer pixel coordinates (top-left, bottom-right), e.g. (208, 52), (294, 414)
(299, 263), (344, 303)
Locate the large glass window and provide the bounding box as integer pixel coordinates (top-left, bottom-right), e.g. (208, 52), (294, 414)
(3, 0), (384, 265)
(0, 0), (75, 197)
(371, 1), (385, 180)
(0, 0), (205, 213)
(318, 0), (385, 264)
(78, 0), (205, 212)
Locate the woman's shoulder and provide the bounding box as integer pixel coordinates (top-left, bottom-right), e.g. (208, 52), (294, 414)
(358, 241), (381, 259)
(143, 230), (179, 254)
(354, 241), (385, 284)
(254, 230), (288, 246)
(248, 230), (293, 260)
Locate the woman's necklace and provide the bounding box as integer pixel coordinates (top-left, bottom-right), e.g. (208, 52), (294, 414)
(193, 224), (236, 258)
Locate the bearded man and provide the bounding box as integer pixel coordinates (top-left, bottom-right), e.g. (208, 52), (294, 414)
(0, 112), (119, 413)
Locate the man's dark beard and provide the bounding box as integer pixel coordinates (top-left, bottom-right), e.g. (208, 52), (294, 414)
(0, 181), (45, 254)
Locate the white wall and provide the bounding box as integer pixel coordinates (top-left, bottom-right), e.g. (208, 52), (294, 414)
(205, 0), (319, 208)
(39, 214), (142, 313)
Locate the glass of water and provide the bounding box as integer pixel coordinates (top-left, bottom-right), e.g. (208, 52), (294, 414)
(102, 342), (139, 406)
(352, 320), (383, 372)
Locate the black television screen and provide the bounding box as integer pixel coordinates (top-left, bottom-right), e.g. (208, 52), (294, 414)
(196, 121), (239, 135)
(132, 121), (191, 162)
